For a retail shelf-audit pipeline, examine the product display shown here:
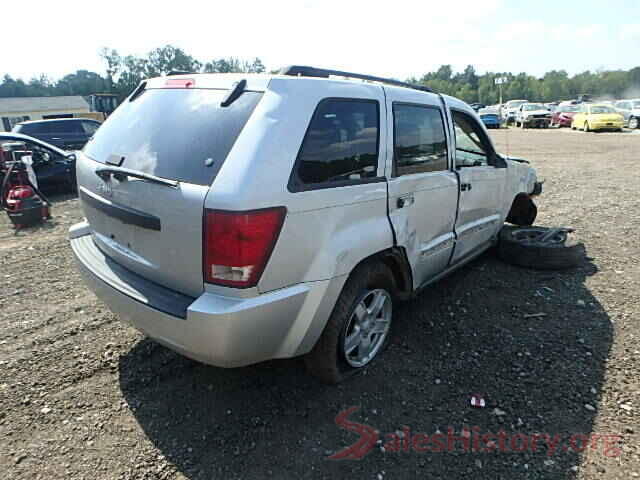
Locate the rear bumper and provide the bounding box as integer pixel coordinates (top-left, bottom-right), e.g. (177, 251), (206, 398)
(591, 122), (624, 130)
(69, 222), (344, 367)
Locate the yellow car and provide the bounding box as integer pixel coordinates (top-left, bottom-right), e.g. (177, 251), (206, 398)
(571, 104), (624, 132)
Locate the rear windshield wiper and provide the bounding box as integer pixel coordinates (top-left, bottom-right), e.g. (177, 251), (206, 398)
(95, 166), (178, 188)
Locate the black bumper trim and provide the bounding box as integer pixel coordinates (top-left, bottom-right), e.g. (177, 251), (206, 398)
(71, 234), (194, 319)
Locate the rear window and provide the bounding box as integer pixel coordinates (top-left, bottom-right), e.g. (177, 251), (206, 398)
(83, 88), (263, 186)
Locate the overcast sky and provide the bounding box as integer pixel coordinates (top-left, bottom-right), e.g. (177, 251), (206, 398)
(4, 0), (640, 81)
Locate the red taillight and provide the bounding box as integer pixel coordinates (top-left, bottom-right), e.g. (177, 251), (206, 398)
(10, 186), (34, 199)
(165, 78), (195, 88)
(203, 207), (286, 288)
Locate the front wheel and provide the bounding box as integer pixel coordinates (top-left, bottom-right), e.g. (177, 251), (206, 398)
(629, 117), (639, 129)
(305, 262), (395, 384)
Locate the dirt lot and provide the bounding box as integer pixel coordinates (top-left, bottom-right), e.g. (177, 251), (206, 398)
(1, 128), (639, 479)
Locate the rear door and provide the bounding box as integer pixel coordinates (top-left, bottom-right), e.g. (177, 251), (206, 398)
(77, 85), (263, 297)
(384, 89), (458, 289)
(450, 109), (506, 263)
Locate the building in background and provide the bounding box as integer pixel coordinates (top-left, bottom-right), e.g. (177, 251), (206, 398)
(0, 96), (90, 131)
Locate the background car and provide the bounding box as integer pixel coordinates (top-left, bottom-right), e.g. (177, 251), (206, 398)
(515, 103), (551, 128)
(614, 99), (640, 128)
(551, 104), (581, 127)
(12, 118), (101, 150)
(0, 132), (77, 191)
(478, 107), (501, 129)
(501, 99), (528, 125)
(571, 104), (624, 132)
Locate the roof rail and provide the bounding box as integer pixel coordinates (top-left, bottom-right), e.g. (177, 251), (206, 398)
(167, 70), (193, 76)
(279, 65), (434, 93)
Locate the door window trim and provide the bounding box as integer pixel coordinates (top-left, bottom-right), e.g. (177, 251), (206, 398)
(391, 101), (450, 178)
(287, 97), (383, 193)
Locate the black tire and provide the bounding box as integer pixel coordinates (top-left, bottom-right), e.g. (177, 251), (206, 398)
(498, 226), (585, 270)
(305, 261), (395, 384)
(629, 117), (639, 130)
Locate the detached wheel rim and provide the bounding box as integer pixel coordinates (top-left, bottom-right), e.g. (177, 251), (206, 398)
(343, 289), (392, 368)
(512, 227), (567, 245)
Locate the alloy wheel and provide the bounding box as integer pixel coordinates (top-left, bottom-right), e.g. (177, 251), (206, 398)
(342, 289), (392, 368)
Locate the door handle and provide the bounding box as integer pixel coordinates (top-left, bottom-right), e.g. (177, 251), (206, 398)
(460, 183), (472, 192)
(397, 195), (414, 208)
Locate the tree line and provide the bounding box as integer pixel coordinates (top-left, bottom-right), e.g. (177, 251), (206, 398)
(0, 45), (265, 101)
(1, 45), (640, 104)
(409, 65), (640, 104)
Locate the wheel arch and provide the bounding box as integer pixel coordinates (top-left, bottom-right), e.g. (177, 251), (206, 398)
(506, 192), (538, 226)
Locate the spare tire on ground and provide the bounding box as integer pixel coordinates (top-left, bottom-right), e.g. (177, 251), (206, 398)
(498, 226), (585, 270)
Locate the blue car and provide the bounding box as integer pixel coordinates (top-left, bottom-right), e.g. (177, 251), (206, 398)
(478, 109), (502, 129)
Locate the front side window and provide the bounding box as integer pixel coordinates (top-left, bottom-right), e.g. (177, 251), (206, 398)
(452, 110), (491, 167)
(292, 99), (379, 188)
(393, 104), (448, 176)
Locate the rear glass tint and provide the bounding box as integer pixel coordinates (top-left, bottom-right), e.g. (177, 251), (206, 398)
(21, 120), (82, 134)
(292, 99), (379, 188)
(83, 88), (263, 186)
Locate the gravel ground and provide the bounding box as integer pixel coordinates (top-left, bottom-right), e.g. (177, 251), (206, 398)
(1, 128), (639, 479)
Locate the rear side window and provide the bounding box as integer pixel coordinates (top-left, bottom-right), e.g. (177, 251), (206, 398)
(21, 121), (82, 134)
(84, 88), (263, 186)
(290, 98), (379, 190)
(393, 104), (448, 176)
(16, 123), (42, 134)
(81, 121), (100, 135)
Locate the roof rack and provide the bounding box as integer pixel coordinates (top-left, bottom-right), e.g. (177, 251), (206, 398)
(279, 65), (434, 93)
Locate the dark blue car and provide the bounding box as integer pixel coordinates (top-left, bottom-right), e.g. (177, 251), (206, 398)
(478, 109), (502, 129)
(13, 118), (101, 151)
(0, 132), (77, 191)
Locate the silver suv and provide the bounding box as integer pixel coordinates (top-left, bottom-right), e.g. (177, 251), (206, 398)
(70, 66), (541, 383)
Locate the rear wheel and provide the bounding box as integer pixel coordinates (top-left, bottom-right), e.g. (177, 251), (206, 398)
(629, 117), (639, 129)
(305, 262), (395, 384)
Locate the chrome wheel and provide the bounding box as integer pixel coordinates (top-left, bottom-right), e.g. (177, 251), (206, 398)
(630, 117), (639, 130)
(342, 289), (392, 368)
(512, 227), (570, 246)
